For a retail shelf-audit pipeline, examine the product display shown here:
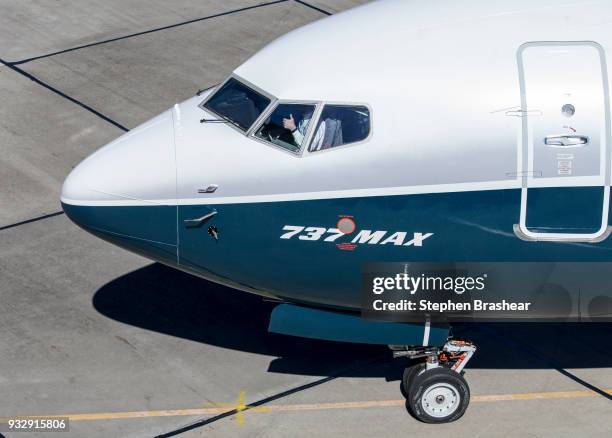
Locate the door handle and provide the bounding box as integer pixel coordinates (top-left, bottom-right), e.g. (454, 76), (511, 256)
(544, 135), (589, 147)
(184, 210), (217, 227)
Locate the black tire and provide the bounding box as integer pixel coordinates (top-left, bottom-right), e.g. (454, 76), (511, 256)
(401, 363), (425, 399)
(407, 367), (470, 423)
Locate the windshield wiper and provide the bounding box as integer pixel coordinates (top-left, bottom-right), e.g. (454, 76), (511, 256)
(200, 117), (230, 124)
(196, 84), (217, 96)
(199, 115), (241, 130)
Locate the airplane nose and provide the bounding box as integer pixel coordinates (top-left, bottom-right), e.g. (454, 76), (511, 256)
(61, 110), (177, 259)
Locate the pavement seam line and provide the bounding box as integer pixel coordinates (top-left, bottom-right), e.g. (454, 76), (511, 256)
(0, 211), (65, 231)
(293, 0), (332, 15)
(479, 325), (612, 402)
(0, 58), (129, 132)
(153, 355), (387, 437)
(6, 0), (290, 65)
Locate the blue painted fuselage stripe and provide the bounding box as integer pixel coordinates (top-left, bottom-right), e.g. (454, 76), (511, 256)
(63, 187), (612, 310)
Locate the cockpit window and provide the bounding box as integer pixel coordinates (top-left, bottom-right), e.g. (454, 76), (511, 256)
(203, 78), (271, 131)
(308, 105), (371, 152)
(254, 103), (317, 153)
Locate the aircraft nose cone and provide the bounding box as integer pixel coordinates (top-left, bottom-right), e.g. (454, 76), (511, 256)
(61, 110), (177, 250)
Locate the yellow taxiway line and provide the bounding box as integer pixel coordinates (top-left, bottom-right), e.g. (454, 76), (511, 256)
(2, 388), (611, 423)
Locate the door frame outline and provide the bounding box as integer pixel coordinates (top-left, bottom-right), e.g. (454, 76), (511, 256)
(516, 41), (612, 242)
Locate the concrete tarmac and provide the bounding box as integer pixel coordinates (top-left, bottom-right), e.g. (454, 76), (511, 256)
(1, 1), (611, 437)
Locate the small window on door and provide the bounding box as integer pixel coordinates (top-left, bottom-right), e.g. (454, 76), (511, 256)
(308, 105), (371, 152)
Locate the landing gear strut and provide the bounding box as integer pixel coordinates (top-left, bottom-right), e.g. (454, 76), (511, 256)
(391, 339), (476, 423)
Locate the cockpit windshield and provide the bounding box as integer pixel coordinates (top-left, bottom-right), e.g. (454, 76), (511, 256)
(254, 103), (317, 153)
(203, 78), (271, 131)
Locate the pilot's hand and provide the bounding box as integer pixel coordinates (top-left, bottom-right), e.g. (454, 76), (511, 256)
(283, 114), (297, 132)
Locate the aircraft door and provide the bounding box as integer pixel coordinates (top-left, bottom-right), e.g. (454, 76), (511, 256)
(516, 42), (611, 242)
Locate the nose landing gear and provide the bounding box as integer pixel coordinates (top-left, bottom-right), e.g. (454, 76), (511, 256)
(392, 339), (476, 423)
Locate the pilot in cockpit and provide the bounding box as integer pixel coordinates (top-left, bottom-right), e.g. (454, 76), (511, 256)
(283, 110), (318, 148)
(254, 103), (345, 153)
(283, 109), (343, 151)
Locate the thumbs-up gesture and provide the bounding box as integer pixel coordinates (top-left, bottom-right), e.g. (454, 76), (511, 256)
(283, 114), (297, 131)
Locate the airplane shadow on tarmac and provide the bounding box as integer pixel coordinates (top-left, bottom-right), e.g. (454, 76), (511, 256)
(93, 263), (612, 383)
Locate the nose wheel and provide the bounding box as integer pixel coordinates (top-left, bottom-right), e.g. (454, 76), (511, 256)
(394, 339), (476, 423)
(408, 366), (469, 423)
